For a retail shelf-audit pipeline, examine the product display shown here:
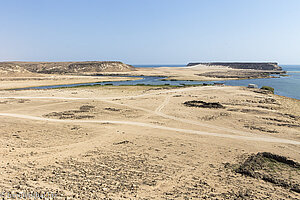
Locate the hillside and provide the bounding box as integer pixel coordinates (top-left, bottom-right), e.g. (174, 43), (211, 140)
(187, 62), (283, 71)
(0, 61), (136, 75)
(0, 63), (38, 77)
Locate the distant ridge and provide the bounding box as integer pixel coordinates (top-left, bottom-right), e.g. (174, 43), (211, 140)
(0, 61), (136, 75)
(186, 62), (282, 71)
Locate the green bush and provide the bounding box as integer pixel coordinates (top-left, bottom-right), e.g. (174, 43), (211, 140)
(261, 86), (274, 94)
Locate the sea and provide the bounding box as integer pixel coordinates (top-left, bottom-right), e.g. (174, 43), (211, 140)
(133, 64), (300, 100)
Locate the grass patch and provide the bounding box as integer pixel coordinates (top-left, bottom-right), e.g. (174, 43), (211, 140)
(261, 86), (274, 94)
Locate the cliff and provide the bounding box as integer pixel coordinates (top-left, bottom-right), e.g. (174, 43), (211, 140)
(0, 61), (136, 75)
(186, 62), (282, 71)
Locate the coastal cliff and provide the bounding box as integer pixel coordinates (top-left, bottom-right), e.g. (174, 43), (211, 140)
(0, 61), (135, 75)
(187, 62), (282, 71)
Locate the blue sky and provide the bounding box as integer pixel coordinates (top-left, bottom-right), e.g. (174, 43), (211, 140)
(0, 0), (299, 64)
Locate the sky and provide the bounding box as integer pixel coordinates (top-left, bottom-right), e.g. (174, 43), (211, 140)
(0, 0), (299, 65)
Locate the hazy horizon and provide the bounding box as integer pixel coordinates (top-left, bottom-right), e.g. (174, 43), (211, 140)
(1, 0), (300, 64)
(1, 61), (300, 66)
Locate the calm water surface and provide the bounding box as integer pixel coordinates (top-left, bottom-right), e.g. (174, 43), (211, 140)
(15, 65), (300, 100)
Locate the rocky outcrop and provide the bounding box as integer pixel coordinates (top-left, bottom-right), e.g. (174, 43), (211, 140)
(0, 61), (136, 75)
(0, 63), (37, 77)
(183, 100), (225, 109)
(196, 70), (285, 79)
(187, 62), (282, 71)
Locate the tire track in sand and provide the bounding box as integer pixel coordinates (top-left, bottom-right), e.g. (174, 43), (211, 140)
(0, 113), (299, 145)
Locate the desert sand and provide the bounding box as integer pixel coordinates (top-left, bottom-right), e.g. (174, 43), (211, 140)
(0, 83), (299, 199)
(94, 64), (284, 81)
(0, 75), (139, 90)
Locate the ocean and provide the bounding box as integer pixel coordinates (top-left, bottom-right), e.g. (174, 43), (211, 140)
(133, 64), (300, 100)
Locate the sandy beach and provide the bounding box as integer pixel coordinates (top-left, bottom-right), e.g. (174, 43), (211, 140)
(126, 65), (284, 81)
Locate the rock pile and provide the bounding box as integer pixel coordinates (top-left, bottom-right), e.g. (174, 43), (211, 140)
(183, 100), (225, 109)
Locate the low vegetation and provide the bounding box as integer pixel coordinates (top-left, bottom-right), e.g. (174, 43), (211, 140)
(261, 86), (274, 94)
(235, 152), (300, 193)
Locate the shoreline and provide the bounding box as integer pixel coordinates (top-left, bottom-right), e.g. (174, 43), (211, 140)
(0, 75), (141, 90)
(5, 82), (300, 101)
(3, 73), (299, 100)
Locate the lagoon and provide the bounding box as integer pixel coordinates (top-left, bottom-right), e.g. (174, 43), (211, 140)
(14, 65), (300, 100)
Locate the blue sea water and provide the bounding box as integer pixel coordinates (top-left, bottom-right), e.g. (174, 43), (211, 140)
(218, 65), (300, 99)
(132, 64), (300, 99)
(16, 64), (300, 100)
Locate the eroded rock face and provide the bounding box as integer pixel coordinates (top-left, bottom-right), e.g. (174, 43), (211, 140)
(0, 61), (136, 75)
(187, 62), (282, 71)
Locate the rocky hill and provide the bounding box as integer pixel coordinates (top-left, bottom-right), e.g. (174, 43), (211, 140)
(187, 62), (282, 71)
(0, 63), (38, 77)
(0, 61), (136, 75)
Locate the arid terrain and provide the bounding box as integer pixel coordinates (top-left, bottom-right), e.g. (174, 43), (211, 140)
(0, 62), (286, 86)
(0, 75), (139, 90)
(1, 0), (299, 197)
(0, 83), (299, 199)
(120, 64), (284, 81)
(0, 61), (135, 75)
(0, 65), (280, 91)
(0, 61), (139, 90)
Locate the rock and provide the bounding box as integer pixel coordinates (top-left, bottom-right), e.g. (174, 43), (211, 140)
(113, 140), (132, 145)
(186, 62), (282, 71)
(248, 84), (258, 88)
(0, 61), (136, 75)
(183, 100), (225, 109)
